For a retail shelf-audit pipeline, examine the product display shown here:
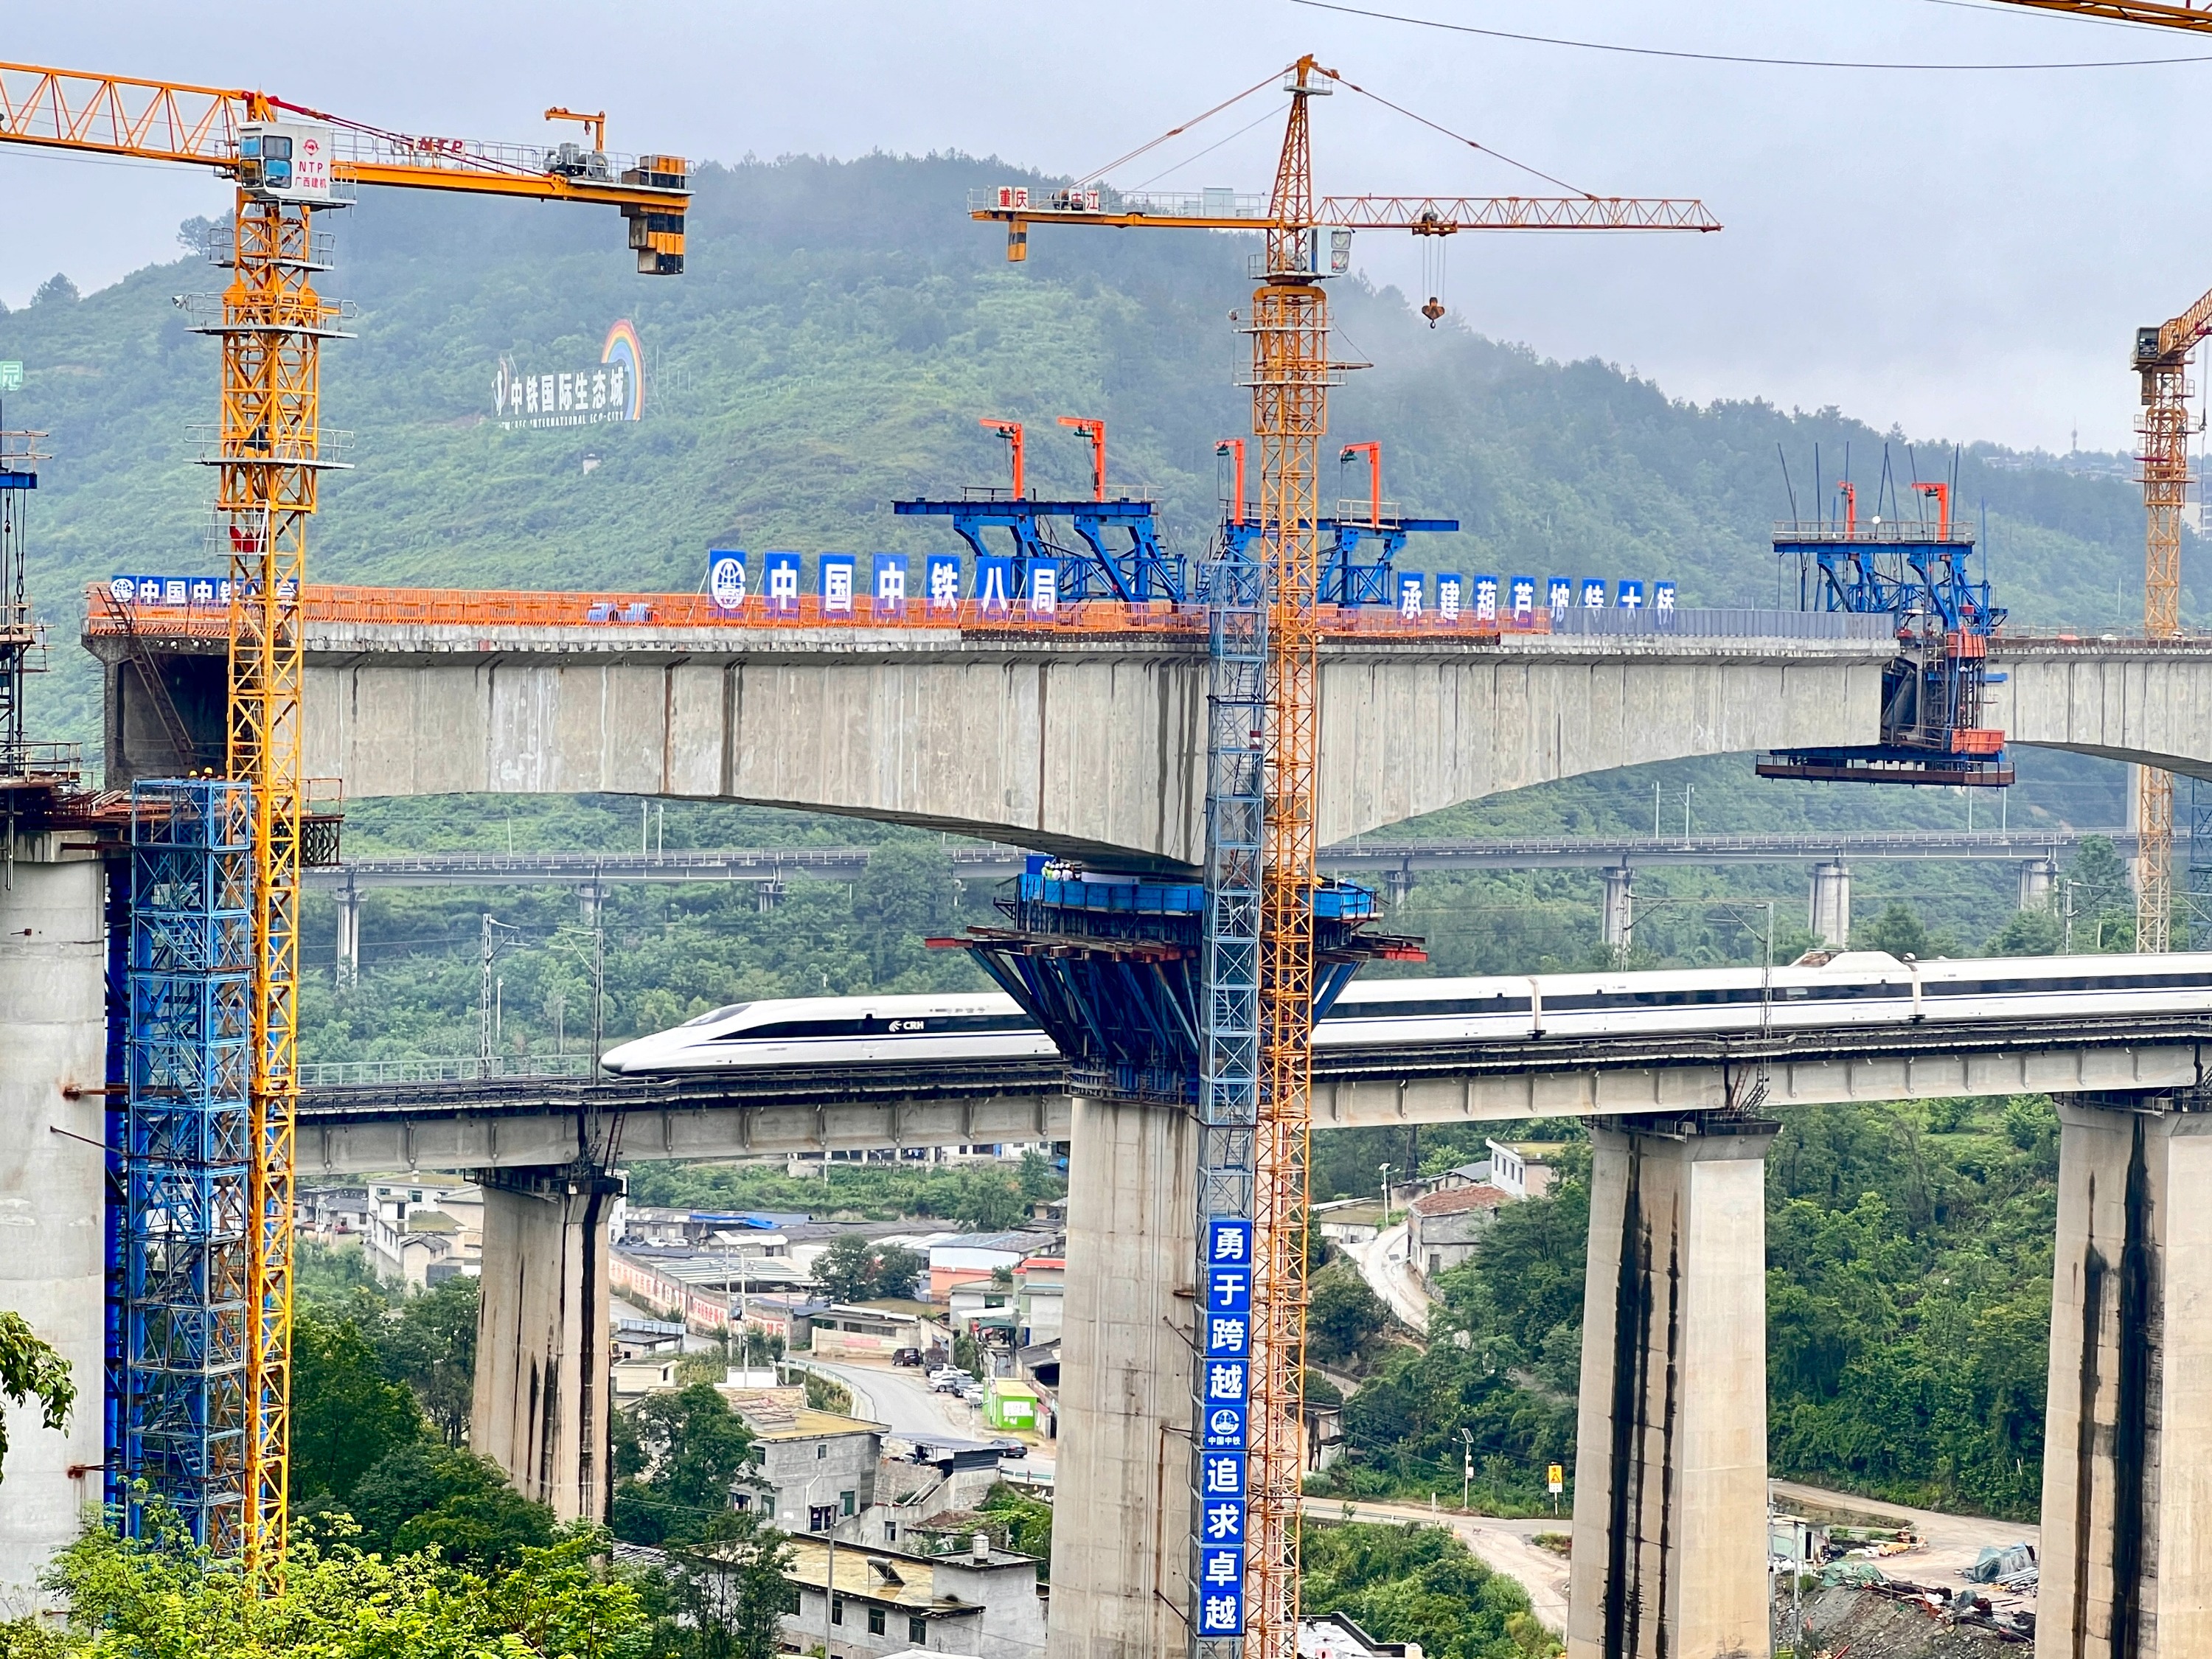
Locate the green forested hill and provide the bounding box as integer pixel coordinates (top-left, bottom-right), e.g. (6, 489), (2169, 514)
(0, 150), (2189, 754)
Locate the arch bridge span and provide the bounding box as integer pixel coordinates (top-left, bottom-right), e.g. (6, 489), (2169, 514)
(90, 611), (2212, 869)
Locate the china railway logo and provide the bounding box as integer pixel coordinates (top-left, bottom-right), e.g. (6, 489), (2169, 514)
(492, 319), (644, 429)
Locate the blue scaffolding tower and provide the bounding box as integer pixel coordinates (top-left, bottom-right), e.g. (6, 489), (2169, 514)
(109, 779), (254, 1550)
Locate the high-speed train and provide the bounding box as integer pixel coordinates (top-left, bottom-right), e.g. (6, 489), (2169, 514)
(598, 950), (2212, 1076)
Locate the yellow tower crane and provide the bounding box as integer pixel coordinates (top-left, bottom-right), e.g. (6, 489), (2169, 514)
(0, 61), (688, 1567)
(1984, 0), (2212, 947)
(977, 58), (1716, 1658)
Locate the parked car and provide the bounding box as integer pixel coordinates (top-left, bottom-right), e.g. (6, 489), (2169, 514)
(930, 1369), (970, 1394)
(891, 1347), (924, 1368)
(959, 1382), (987, 1405)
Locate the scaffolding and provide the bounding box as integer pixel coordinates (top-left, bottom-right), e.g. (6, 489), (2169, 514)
(111, 779), (254, 1550)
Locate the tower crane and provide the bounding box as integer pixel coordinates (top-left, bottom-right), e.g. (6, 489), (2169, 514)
(976, 57), (1717, 1659)
(1982, 0), (2212, 946)
(0, 60), (687, 1567)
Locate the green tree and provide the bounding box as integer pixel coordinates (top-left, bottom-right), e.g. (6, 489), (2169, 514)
(814, 1234), (883, 1302)
(946, 1167), (1029, 1231)
(378, 1275), (479, 1444)
(974, 1480), (1054, 1575)
(871, 1244), (926, 1301)
(613, 1382), (763, 1546)
(345, 1441), (554, 1570)
(32, 1509), (647, 1656)
(1015, 1148), (1058, 1205)
(1303, 1520), (1558, 1659)
(651, 1509), (796, 1659)
(1852, 902), (1929, 959)
(0, 1311), (74, 1486)
(1307, 1266), (1389, 1368)
(290, 1303), (425, 1503)
(2067, 835), (2132, 916)
(1985, 907), (2061, 956)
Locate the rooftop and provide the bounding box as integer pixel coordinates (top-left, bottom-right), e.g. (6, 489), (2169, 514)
(781, 1536), (1037, 1610)
(730, 1394), (888, 1441)
(1409, 1185), (1511, 1218)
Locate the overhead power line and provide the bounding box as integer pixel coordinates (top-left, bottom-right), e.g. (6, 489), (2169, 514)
(1290, 0), (2212, 67)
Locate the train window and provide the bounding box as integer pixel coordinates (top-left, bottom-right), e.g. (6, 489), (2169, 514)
(1327, 995), (1531, 1019)
(683, 1003), (750, 1027)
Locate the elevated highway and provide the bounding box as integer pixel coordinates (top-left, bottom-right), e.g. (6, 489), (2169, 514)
(90, 595), (2212, 869)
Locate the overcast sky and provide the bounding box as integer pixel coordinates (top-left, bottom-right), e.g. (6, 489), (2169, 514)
(4, 1), (2211, 452)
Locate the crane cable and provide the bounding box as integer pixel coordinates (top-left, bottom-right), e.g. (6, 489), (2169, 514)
(1290, 0), (2212, 67)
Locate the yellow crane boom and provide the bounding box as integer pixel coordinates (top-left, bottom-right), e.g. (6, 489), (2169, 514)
(0, 58), (686, 1570)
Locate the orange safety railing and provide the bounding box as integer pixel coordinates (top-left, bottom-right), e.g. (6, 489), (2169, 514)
(86, 582), (1559, 641)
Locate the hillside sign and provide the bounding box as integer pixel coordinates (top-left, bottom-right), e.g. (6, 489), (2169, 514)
(492, 319), (645, 431)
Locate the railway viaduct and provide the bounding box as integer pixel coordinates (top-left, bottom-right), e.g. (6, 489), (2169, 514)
(13, 608), (2212, 1653)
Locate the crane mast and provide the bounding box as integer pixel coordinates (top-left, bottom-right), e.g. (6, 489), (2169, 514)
(976, 59), (1714, 1659)
(0, 59), (686, 1568)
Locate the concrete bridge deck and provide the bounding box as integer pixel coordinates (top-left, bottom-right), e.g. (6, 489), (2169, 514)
(295, 1013), (2212, 1175)
(91, 602), (2212, 868)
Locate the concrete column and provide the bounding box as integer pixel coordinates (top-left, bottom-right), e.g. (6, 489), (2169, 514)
(1385, 864), (1415, 910)
(2020, 857), (2059, 913)
(0, 841), (111, 1605)
(757, 878), (784, 914)
(1601, 866), (1634, 957)
(335, 880), (361, 987)
(2037, 1093), (2212, 1657)
(577, 881), (605, 925)
(1567, 1113), (1778, 1659)
(1049, 1095), (1194, 1659)
(473, 1166), (621, 1526)
(1808, 860), (1851, 947)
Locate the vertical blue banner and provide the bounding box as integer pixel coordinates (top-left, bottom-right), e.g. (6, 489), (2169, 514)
(926, 554), (962, 614)
(1616, 580), (1644, 611)
(708, 551), (746, 611)
(1472, 575), (1498, 624)
(1027, 563), (1059, 619)
(872, 554), (908, 619)
(1436, 573), (1464, 623)
(1397, 572), (1425, 620)
(1510, 576), (1536, 622)
(975, 556), (1014, 618)
(1581, 579), (1608, 610)
(763, 552), (801, 616)
(1655, 580), (1677, 617)
(1548, 577), (1573, 614)
(820, 554), (856, 618)
(1208, 1218), (1253, 1268)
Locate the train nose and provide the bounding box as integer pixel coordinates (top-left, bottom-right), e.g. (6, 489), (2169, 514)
(598, 1039), (646, 1075)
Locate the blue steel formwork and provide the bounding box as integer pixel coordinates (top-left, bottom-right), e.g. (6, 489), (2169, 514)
(1220, 514), (1460, 609)
(110, 779), (254, 1551)
(893, 497), (1186, 605)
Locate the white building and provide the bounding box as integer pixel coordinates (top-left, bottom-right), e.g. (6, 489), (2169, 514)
(782, 1533), (1046, 1659)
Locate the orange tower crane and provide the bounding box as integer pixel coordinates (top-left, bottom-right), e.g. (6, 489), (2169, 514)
(0, 60), (687, 1567)
(978, 57), (1717, 1659)
(1988, 0), (2212, 950)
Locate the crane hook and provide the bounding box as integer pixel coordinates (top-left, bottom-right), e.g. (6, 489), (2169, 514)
(1421, 296), (1445, 328)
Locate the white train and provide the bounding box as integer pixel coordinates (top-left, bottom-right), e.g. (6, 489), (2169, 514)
(599, 950), (2212, 1076)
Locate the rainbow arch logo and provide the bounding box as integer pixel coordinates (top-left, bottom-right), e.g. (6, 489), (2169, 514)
(602, 320), (644, 421)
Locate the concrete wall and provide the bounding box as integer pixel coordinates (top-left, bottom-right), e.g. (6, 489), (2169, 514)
(1567, 1117), (1775, 1659)
(472, 1169), (619, 1526)
(2037, 1096), (2212, 1657)
(0, 844), (108, 1604)
(1051, 1095), (1194, 1659)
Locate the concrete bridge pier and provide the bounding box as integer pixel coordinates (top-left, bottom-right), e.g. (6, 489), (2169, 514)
(472, 1164), (621, 1526)
(2020, 856), (2059, 914)
(1567, 1113), (1778, 1659)
(334, 876), (361, 988)
(2036, 1091), (2212, 1656)
(1601, 866), (1634, 957)
(1048, 1094), (1194, 1659)
(1809, 860), (1851, 947)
